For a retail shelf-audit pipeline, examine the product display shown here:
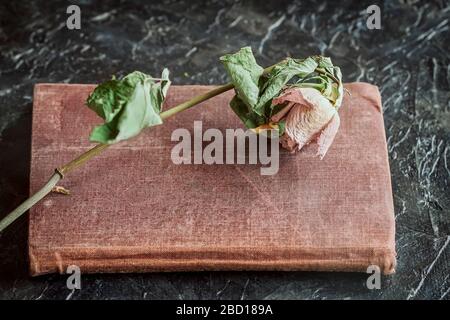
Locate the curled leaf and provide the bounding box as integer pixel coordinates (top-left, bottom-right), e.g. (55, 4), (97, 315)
(87, 69), (171, 144)
(255, 57), (318, 115)
(220, 46), (263, 110)
(295, 56), (343, 109)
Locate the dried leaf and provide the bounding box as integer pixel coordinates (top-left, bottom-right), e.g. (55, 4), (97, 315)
(220, 47), (263, 110)
(87, 69), (171, 144)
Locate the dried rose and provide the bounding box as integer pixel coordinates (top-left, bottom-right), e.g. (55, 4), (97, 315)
(271, 87), (340, 158)
(221, 47), (343, 159)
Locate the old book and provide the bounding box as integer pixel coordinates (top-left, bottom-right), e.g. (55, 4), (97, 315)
(29, 83), (396, 276)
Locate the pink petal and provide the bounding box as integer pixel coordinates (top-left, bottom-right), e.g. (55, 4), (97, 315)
(271, 101), (295, 123)
(316, 113), (340, 159)
(272, 88), (313, 106)
(279, 133), (298, 153)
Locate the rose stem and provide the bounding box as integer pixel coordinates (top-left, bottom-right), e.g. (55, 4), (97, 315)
(0, 62), (282, 233)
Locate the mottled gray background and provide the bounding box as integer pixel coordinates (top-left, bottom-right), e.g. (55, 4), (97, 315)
(0, 0), (449, 300)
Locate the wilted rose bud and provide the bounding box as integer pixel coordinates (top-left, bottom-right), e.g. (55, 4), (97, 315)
(271, 87), (341, 159)
(220, 47), (343, 159)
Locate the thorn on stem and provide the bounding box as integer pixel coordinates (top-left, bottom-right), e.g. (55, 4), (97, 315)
(51, 186), (70, 195)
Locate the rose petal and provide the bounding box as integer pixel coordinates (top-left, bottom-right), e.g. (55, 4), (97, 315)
(270, 101), (295, 123)
(279, 133), (298, 152)
(316, 112), (340, 159)
(272, 88), (312, 106)
(283, 88), (336, 151)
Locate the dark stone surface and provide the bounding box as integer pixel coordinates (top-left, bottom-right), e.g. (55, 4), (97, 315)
(0, 0), (448, 300)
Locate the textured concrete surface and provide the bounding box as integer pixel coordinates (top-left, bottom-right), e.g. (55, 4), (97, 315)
(0, 0), (449, 299)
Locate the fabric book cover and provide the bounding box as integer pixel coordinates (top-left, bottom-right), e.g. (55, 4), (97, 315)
(28, 83), (396, 276)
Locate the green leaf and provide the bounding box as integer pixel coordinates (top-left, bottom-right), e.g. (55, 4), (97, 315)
(220, 47), (264, 110)
(255, 57), (318, 115)
(87, 69), (171, 144)
(294, 56), (343, 108)
(229, 95), (266, 129)
(277, 120), (286, 136)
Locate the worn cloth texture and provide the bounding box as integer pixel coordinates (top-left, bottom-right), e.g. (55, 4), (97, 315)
(28, 83), (396, 276)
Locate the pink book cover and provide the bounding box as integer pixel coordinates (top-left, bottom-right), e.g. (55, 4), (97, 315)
(28, 83), (396, 276)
